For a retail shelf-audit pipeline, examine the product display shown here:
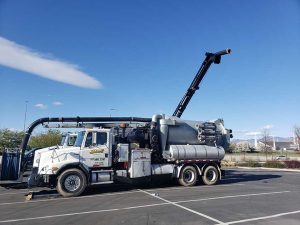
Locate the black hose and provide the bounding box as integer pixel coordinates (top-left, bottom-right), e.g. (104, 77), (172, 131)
(20, 116), (151, 155)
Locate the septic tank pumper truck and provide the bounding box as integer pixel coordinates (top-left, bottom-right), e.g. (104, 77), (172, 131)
(0, 49), (232, 197)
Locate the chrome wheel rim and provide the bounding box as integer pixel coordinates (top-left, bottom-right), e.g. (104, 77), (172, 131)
(183, 170), (195, 183)
(207, 169), (217, 182)
(64, 175), (81, 192)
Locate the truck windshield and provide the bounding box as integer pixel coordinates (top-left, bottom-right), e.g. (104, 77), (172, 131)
(74, 131), (85, 147)
(68, 135), (77, 146)
(60, 135), (66, 146)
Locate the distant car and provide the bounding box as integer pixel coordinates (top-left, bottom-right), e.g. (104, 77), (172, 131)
(275, 155), (288, 161)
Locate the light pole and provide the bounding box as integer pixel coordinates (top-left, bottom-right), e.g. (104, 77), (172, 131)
(109, 108), (117, 117)
(272, 135), (276, 151)
(23, 100), (28, 131)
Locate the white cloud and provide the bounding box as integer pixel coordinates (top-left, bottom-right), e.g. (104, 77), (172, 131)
(245, 131), (261, 136)
(0, 36), (102, 89)
(52, 101), (63, 106)
(263, 124), (274, 130)
(234, 130), (249, 134)
(35, 103), (47, 109)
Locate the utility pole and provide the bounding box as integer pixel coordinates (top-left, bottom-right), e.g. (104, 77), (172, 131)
(23, 100), (28, 131)
(254, 133), (258, 148)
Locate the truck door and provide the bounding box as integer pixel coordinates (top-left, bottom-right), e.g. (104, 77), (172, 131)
(80, 131), (111, 168)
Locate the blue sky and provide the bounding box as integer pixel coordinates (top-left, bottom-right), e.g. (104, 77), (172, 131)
(0, 0), (299, 138)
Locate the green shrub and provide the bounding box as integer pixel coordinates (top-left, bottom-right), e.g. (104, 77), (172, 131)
(29, 129), (61, 148)
(264, 160), (285, 168)
(0, 129), (24, 155)
(237, 160), (261, 167)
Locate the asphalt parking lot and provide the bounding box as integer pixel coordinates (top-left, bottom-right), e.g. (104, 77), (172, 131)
(0, 168), (299, 225)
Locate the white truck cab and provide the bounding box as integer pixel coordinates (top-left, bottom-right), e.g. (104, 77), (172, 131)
(29, 128), (115, 196)
(73, 128), (113, 168)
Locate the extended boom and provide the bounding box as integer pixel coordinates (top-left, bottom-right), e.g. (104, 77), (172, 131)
(173, 49), (231, 118)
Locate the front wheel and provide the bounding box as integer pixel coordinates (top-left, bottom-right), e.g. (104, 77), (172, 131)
(178, 166), (198, 186)
(202, 166), (219, 185)
(57, 168), (87, 197)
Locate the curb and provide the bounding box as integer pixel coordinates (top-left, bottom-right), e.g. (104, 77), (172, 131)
(237, 166), (300, 173)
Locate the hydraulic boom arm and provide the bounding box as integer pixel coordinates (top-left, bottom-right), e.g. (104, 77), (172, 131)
(173, 49), (231, 118)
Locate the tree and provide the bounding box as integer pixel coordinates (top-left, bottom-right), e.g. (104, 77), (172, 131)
(294, 125), (300, 151)
(260, 128), (272, 161)
(227, 143), (238, 153)
(29, 129), (62, 148)
(236, 142), (248, 152)
(0, 129), (25, 155)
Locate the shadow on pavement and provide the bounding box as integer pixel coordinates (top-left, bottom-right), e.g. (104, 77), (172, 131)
(219, 169), (281, 185)
(1, 169), (282, 198)
(84, 170), (282, 196)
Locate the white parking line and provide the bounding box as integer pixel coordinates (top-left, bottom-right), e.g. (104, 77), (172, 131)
(0, 188), (290, 208)
(237, 167), (300, 173)
(0, 190), (142, 206)
(174, 191), (291, 204)
(0, 191), (29, 196)
(0, 202), (170, 224)
(144, 183), (244, 192)
(0, 183), (241, 198)
(224, 210), (300, 224)
(139, 189), (225, 224)
(0, 183), (244, 206)
(0, 190), (292, 223)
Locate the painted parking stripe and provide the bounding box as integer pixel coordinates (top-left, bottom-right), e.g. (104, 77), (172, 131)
(144, 183), (244, 192)
(237, 167), (300, 173)
(0, 183), (242, 197)
(0, 190), (292, 223)
(174, 190), (291, 204)
(0, 189), (290, 207)
(0, 190), (142, 206)
(0, 183), (245, 206)
(0, 191), (29, 196)
(0, 202), (170, 224)
(139, 189), (225, 224)
(224, 210), (300, 224)
(0, 183), (244, 204)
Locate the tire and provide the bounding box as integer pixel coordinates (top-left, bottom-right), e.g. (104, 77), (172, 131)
(178, 166), (198, 186)
(202, 166), (219, 185)
(57, 168), (87, 197)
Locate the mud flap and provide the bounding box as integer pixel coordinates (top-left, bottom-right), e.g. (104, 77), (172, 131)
(221, 169), (225, 177)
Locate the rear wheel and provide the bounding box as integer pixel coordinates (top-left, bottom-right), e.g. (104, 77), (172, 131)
(57, 168), (87, 197)
(178, 166), (198, 186)
(202, 166), (219, 185)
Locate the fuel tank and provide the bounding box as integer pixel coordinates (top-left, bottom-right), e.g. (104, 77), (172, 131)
(164, 145), (225, 162)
